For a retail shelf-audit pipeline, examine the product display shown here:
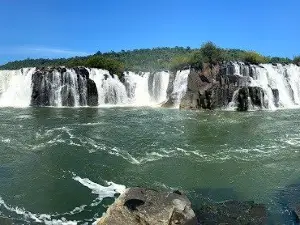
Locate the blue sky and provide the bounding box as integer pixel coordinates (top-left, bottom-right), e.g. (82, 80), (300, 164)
(0, 0), (299, 65)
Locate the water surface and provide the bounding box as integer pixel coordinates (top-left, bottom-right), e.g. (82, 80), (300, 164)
(0, 107), (299, 224)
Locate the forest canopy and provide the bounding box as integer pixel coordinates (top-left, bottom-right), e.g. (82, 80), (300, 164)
(0, 42), (296, 75)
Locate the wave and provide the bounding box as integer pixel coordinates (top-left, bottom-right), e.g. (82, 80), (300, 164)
(72, 174), (126, 207)
(0, 174), (125, 225)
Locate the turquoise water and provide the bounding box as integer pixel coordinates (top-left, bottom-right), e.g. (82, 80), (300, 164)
(0, 107), (300, 224)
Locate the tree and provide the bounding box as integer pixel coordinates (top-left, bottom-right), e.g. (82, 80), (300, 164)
(293, 56), (300, 65)
(243, 51), (267, 64)
(170, 56), (191, 71)
(199, 42), (224, 65)
(189, 51), (203, 70)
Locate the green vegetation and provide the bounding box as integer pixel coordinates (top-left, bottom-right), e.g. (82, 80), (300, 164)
(242, 51), (267, 64)
(293, 56), (300, 65)
(199, 42), (224, 65)
(0, 42), (297, 73)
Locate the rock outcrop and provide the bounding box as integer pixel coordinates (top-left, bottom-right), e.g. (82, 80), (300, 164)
(178, 62), (279, 111)
(98, 188), (197, 225)
(31, 67), (98, 107)
(195, 200), (267, 225)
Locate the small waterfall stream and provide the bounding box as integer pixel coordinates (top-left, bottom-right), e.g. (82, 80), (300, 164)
(0, 68), (35, 107)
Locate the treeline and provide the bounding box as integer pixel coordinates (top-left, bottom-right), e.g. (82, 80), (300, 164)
(0, 42), (299, 75)
(170, 42), (299, 71)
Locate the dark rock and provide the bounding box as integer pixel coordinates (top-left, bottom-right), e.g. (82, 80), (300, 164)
(272, 89), (279, 107)
(237, 87), (249, 111)
(98, 187), (197, 225)
(161, 71), (177, 107)
(199, 75), (210, 83)
(195, 200), (267, 225)
(74, 67), (89, 79)
(30, 67), (98, 107)
(178, 62), (268, 111)
(292, 205), (300, 222)
(0, 217), (13, 225)
(236, 87), (265, 111)
(87, 79), (98, 106)
(124, 199), (145, 211)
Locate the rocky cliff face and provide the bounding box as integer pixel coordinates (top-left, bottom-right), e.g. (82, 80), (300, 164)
(98, 188), (197, 225)
(31, 67), (98, 107)
(177, 62), (279, 111)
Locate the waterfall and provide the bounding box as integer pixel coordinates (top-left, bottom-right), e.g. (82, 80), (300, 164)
(228, 62), (300, 110)
(89, 69), (170, 106)
(0, 68), (35, 107)
(123, 71), (151, 105)
(170, 69), (191, 107)
(89, 69), (128, 105)
(149, 71), (170, 104)
(31, 68), (87, 107)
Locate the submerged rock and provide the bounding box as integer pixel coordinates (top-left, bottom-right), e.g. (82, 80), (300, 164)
(0, 217), (13, 225)
(195, 200), (267, 225)
(98, 188), (197, 225)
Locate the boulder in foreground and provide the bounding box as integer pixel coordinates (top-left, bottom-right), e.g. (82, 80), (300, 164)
(98, 187), (197, 225)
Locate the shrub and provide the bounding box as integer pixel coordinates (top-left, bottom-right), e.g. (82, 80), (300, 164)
(243, 51), (267, 64)
(199, 42), (224, 65)
(293, 56), (300, 65)
(189, 51), (204, 70)
(170, 56), (191, 71)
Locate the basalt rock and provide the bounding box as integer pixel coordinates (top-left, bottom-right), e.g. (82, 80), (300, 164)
(179, 62), (274, 111)
(236, 86), (265, 111)
(195, 200), (267, 225)
(98, 188), (197, 225)
(30, 67), (98, 107)
(272, 89), (279, 107)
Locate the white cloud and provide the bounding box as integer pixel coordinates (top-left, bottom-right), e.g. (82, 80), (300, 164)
(0, 46), (91, 57)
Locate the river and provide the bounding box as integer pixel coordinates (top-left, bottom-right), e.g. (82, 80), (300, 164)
(0, 107), (300, 224)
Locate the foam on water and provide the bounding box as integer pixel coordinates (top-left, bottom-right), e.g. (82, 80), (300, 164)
(72, 174), (126, 204)
(0, 196), (77, 225)
(0, 174), (125, 225)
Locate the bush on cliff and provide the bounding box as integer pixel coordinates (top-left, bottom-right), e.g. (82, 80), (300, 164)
(189, 51), (204, 70)
(293, 56), (300, 65)
(199, 42), (224, 65)
(170, 56), (191, 71)
(266, 57), (292, 64)
(242, 51), (267, 64)
(84, 56), (125, 75)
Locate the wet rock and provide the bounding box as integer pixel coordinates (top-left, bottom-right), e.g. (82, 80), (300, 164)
(272, 89), (279, 107)
(195, 200), (267, 225)
(237, 87), (249, 111)
(87, 79), (98, 106)
(236, 86), (265, 111)
(0, 217), (13, 225)
(30, 67), (98, 107)
(292, 205), (300, 221)
(98, 188), (197, 225)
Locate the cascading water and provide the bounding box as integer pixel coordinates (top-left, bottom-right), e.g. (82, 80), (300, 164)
(228, 62), (300, 110)
(123, 71), (151, 105)
(169, 69), (190, 108)
(0, 67), (171, 107)
(0, 68), (35, 107)
(149, 71), (170, 104)
(31, 68), (87, 107)
(89, 69), (128, 105)
(89, 69), (170, 106)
